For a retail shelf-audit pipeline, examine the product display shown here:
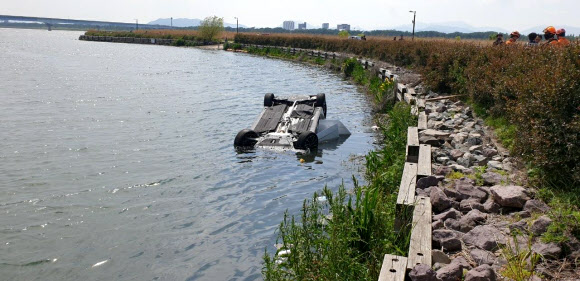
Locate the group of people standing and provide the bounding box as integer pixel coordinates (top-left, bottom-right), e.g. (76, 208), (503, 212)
(493, 26), (571, 46)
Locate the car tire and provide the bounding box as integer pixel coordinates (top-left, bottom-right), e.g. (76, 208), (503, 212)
(294, 132), (318, 150)
(315, 93), (325, 107)
(234, 129), (258, 147)
(264, 93), (275, 107)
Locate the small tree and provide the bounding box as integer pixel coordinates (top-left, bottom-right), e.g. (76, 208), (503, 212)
(199, 16), (224, 42)
(338, 30), (349, 38)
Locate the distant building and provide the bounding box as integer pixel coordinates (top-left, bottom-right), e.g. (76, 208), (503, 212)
(298, 22), (307, 30)
(283, 21), (295, 31)
(322, 23), (329, 29)
(337, 24), (350, 31)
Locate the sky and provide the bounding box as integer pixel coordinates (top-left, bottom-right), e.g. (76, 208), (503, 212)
(1, 0), (579, 31)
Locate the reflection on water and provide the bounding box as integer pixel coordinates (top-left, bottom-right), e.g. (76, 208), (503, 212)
(0, 28), (375, 281)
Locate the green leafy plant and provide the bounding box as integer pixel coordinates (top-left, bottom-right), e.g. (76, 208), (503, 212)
(199, 15), (224, 42)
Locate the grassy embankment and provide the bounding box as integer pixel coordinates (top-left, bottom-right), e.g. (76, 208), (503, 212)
(232, 34), (580, 278)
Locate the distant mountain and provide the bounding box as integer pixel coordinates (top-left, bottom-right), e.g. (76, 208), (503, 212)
(148, 18), (245, 28)
(389, 21), (507, 34)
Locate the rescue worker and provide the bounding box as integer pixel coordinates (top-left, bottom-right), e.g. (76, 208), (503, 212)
(526, 32), (539, 46)
(535, 34), (542, 44)
(493, 33), (504, 46)
(505, 31), (521, 45)
(542, 26), (559, 46)
(556, 28), (571, 46)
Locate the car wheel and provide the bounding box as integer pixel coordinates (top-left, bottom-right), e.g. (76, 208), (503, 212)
(294, 132), (318, 150)
(234, 129), (258, 147)
(315, 93), (325, 107)
(264, 93), (275, 107)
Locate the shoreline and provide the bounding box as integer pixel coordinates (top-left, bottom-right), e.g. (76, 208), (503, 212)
(235, 44), (579, 280)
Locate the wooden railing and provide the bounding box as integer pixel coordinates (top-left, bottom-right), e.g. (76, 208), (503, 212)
(379, 83), (433, 281)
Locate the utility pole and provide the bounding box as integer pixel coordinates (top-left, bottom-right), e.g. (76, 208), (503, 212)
(135, 19), (139, 30)
(409, 11), (416, 40)
(171, 17), (173, 27)
(234, 17), (239, 34)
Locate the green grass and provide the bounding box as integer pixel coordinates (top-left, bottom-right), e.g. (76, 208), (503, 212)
(262, 103), (416, 280)
(499, 234), (541, 281)
(484, 117), (517, 152)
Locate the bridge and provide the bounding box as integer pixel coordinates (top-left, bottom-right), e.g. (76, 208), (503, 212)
(0, 15), (173, 31)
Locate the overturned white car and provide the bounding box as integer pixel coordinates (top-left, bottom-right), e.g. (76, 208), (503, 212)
(234, 93), (351, 151)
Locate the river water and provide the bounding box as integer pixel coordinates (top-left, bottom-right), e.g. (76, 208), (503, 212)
(0, 29), (375, 281)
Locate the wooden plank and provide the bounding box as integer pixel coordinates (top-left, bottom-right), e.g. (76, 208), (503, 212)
(426, 94), (465, 101)
(397, 83), (407, 94)
(404, 93), (416, 105)
(407, 196), (432, 269)
(418, 112), (427, 131)
(407, 126), (419, 162)
(407, 127), (419, 146)
(396, 162), (417, 206)
(395, 162), (417, 231)
(378, 254), (408, 281)
(418, 144), (432, 178)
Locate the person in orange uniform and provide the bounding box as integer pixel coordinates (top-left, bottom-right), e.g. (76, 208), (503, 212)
(505, 31), (521, 45)
(543, 26), (559, 46)
(556, 29), (571, 46)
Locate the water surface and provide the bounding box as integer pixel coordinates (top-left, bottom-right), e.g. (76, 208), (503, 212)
(0, 28), (375, 280)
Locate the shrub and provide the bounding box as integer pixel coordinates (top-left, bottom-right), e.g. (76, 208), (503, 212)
(199, 16), (224, 42)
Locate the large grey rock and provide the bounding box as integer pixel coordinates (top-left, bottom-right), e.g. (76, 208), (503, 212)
(483, 199), (501, 213)
(487, 161), (503, 170)
(463, 225), (507, 251)
(437, 256), (471, 281)
(443, 188), (458, 199)
(433, 229), (462, 252)
(435, 166), (452, 176)
(455, 178), (487, 202)
(457, 157), (471, 168)
(449, 149), (464, 160)
(462, 209), (487, 225)
(465, 264), (497, 281)
(523, 200), (550, 213)
(444, 218), (463, 232)
(422, 129), (451, 139)
(466, 136), (482, 146)
(470, 249), (496, 265)
(532, 242), (561, 259)
(417, 176), (440, 189)
(481, 172), (504, 186)
(472, 155), (489, 166)
(490, 185), (530, 208)
(449, 164), (468, 172)
(432, 250), (452, 264)
(482, 148), (498, 158)
(433, 220), (444, 230)
(460, 199), (486, 212)
(433, 208), (461, 222)
(530, 216), (552, 236)
(431, 187), (454, 212)
(409, 264), (438, 281)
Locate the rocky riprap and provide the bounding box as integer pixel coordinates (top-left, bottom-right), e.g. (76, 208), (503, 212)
(407, 90), (579, 280)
